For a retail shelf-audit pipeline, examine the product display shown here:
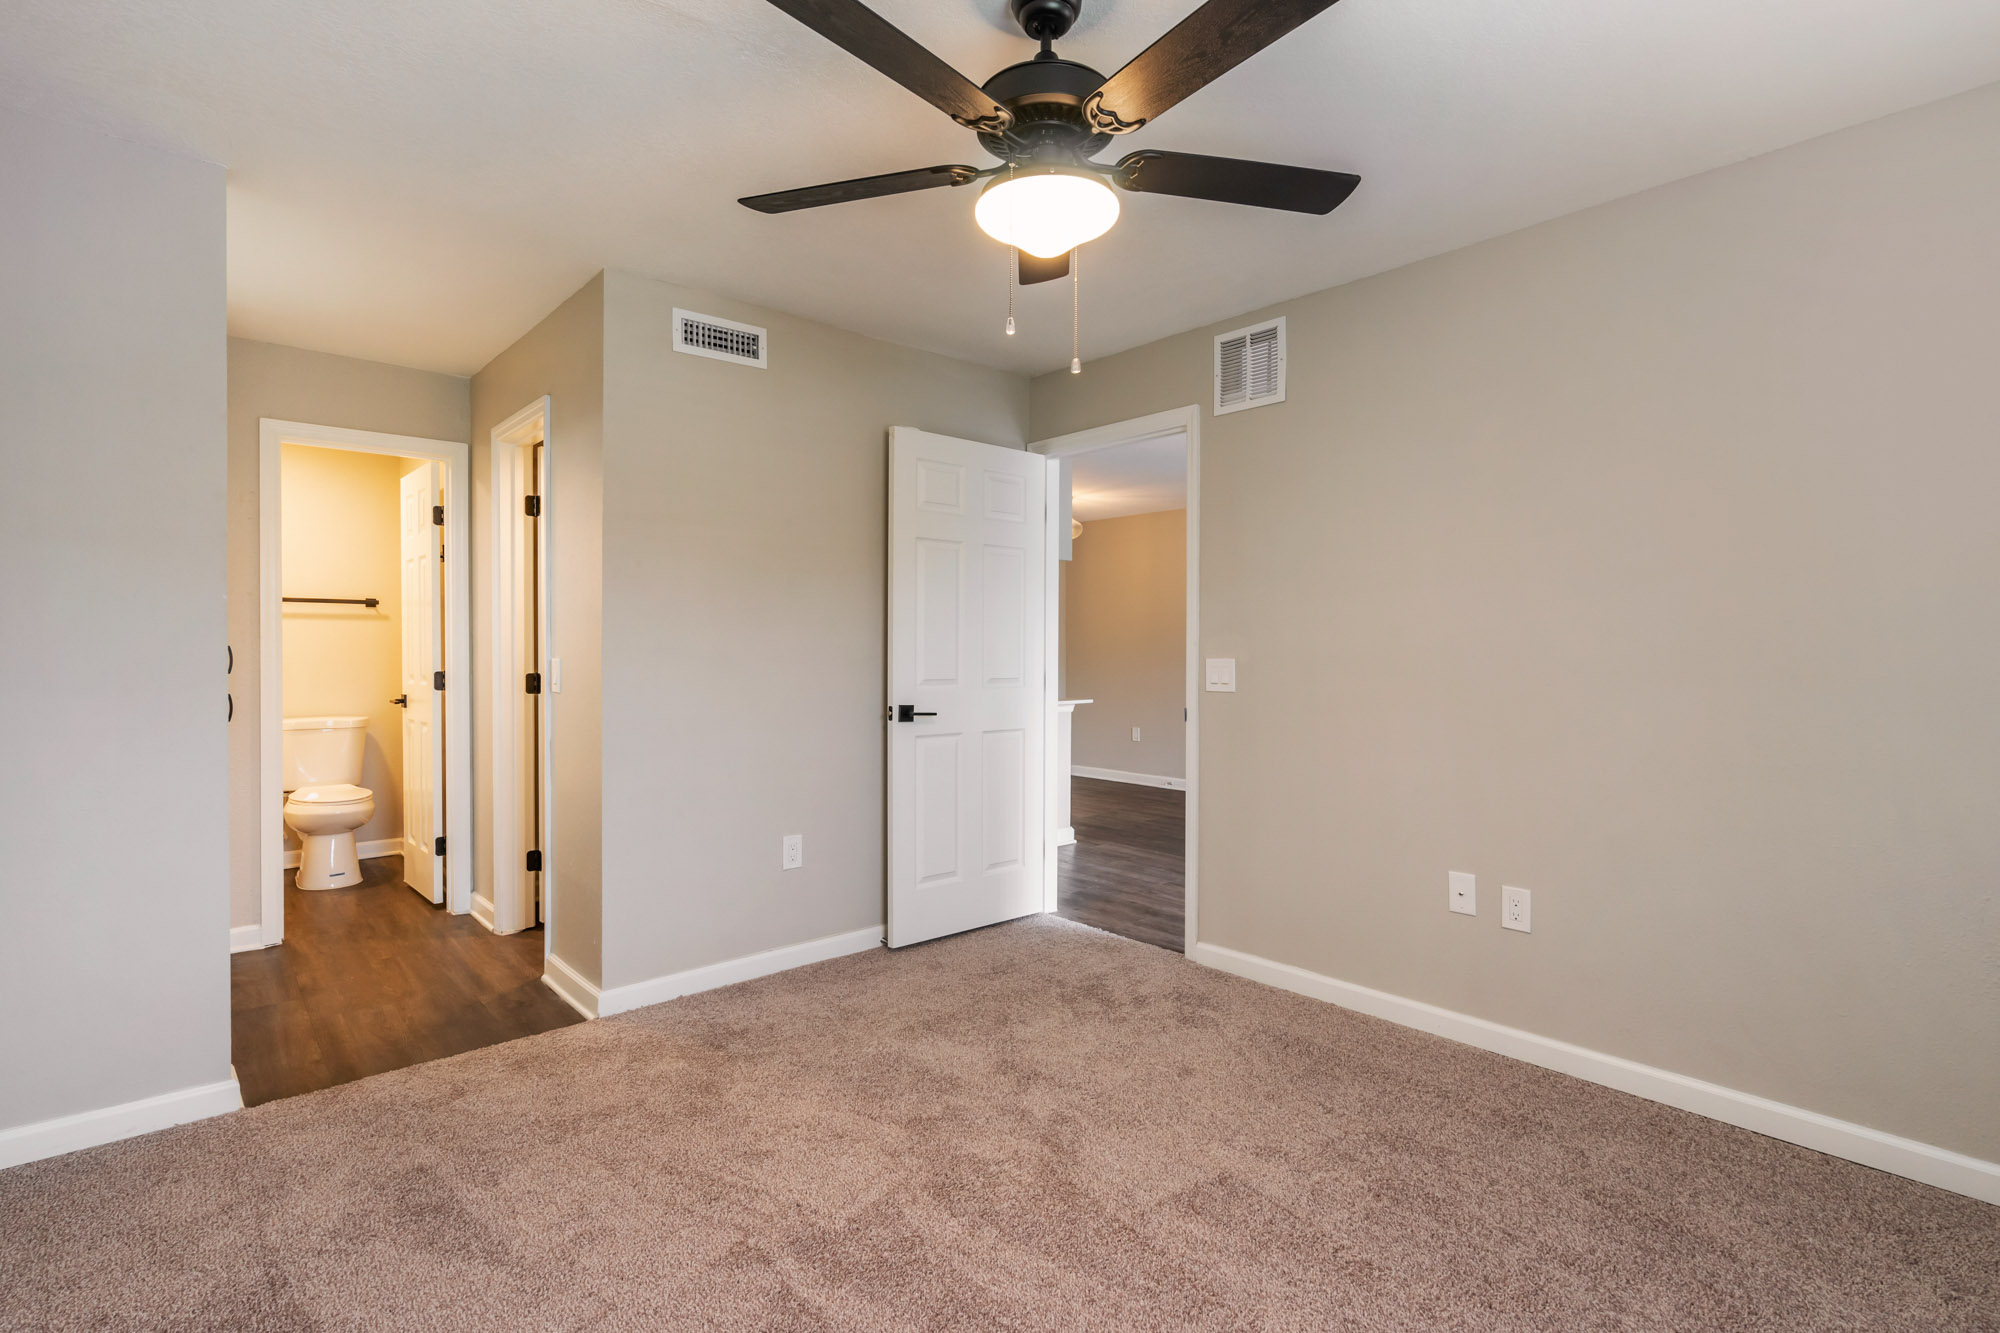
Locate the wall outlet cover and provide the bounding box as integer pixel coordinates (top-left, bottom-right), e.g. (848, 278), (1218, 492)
(1502, 885), (1531, 933)
(1448, 871), (1476, 916)
(782, 834), (803, 871)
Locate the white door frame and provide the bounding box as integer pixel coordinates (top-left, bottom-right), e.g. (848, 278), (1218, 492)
(1031, 406), (1202, 952)
(258, 419), (474, 944)
(486, 397), (553, 940)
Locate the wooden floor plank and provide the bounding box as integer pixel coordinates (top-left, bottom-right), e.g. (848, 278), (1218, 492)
(1056, 778), (1186, 952)
(230, 855), (583, 1105)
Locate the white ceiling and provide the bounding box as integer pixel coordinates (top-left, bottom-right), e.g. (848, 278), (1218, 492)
(6, 1), (1999, 377)
(1071, 433), (1186, 521)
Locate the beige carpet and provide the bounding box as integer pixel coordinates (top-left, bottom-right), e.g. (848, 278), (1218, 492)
(3, 917), (1994, 1331)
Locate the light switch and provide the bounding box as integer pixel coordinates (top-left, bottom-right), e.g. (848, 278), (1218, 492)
(1205, 658), (1236, 692)
(549, 657), (563, 693)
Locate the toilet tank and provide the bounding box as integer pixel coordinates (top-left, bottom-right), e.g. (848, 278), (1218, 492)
(282, 716), (369, 790)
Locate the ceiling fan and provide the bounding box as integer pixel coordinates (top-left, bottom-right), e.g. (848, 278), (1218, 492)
(740, 0), (1361, 288)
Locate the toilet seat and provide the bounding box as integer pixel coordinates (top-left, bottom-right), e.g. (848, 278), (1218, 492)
(286, 783), (372, 808)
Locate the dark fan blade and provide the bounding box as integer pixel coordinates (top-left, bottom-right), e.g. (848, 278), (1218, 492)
(1112, 151), (1359, 214)
(1018, 250), (1071, 285)
(1084, 0), (1345, 134)
(740, 164), (981, 214)
(761, 0), (1012, 132)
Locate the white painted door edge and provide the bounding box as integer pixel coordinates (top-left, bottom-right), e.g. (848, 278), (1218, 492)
(1033, 406), (1201, 953)
(0, 1076), (243, 1171)
(488, 398), (553, 945)
(1191, 940), (2000, 1207)
(1072, 765), (1187, 790)
(596, 927), (885, 1017)
(258, 419), (475, 946)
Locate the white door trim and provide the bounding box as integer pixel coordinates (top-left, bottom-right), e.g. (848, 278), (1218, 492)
(258, 419), (474, 945)
(1031, 406), (1202, 951)
(486, 398), (553, 940)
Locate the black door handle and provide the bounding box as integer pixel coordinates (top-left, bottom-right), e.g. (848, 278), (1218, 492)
(391, 695), (409, 708)
(895, 704), (938, 722)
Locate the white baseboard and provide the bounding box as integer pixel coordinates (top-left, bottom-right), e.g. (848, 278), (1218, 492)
(542, 953), (600, 1019)
(283, 836), (401, 871)
(1190, 941), (2000, 1207)
(471, 893), (497, 932)
(1055, 825), (1077, 847)
(1072, 765), (1185, 790)
(597, 926), (886, 1018)
(228, 924), (267, 954)
(0, 1076), (243, 1171)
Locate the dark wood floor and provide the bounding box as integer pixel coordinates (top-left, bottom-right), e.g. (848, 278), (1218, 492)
(231, 855), (582, 1106)
(1057, 777), (1186, 952)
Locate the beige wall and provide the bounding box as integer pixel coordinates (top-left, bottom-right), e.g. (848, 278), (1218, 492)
(471, 276), (605, 983)
(1, 108), (228, 1131)
(1030, 82), (2000, 1161)
(598, 270), (1030, 987)
(278, 445), (412, 849)
(227, 339), (469, 928)
(1064, 510), (1186, 779)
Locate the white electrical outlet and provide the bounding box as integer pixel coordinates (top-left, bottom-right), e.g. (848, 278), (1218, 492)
(1502, 885), (1531, 933)
(1132, 726), (1142, 742)
(1448, 871), (1476, 916)
(782, 834), (803, 871)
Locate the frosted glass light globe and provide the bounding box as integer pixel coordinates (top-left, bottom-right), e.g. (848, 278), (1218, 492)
(975, 169), (1120, 259)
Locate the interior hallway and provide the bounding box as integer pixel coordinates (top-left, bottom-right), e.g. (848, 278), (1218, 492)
(1057, 777), (1186, 951)
(230, 856), (581, 1105)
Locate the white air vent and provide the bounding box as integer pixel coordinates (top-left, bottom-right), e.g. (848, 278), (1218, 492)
(673, 308), (767, 369)
(1214, 316), (1285, 415)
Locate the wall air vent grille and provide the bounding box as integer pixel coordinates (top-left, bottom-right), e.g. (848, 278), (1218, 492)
(673, 308), (768, 369)
(1215, 316), (1285, 415)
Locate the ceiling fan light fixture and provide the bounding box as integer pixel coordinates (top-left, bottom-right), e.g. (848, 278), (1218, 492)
(975, 167), (1119, 259)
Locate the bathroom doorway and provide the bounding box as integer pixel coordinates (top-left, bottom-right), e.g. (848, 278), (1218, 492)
(255, 419), (473, 944)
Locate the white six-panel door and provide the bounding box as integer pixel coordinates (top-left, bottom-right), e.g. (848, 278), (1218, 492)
(887, 428), (1048, 948)
(399, 464), (445, 903)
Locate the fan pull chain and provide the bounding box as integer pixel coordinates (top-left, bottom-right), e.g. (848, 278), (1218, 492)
(1070, 245), (1082, 375)
(1006, 247), (1017, 336)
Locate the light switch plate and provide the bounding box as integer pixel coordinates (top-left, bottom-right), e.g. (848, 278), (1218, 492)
(549, 657), (563, 693)
(1205, 658), (1236, 692)
(782, 834), (803, 871)
(1502, 885), (1531, 932)
(1448, 871), (1476, 916)
(1132, 726), (1142, 742)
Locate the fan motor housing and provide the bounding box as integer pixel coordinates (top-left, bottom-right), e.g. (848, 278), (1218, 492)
(978, 57), (1112, 164)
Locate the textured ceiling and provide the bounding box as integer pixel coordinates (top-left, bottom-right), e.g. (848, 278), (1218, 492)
(1072, 434), (1187, 521)
(5, 0), (1999, 376)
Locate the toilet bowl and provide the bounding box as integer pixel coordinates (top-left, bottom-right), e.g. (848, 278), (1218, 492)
(281, 716), (376, 891)
(284, 784), (376, 890)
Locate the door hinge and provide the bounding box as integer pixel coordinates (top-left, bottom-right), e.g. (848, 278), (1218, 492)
(434, 670), (446, 690)
(526, 849), (542, 872)
(525, 672), (542, 695)
(432, 504), (444, 526)
(525, 495), (541, 517)
(434, 836), (446, 856)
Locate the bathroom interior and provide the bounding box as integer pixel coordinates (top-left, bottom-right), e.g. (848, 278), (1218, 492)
(279, 443), (422, 891)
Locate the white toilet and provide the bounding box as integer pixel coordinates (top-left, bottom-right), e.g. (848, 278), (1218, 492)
(282, 716), (376, 890)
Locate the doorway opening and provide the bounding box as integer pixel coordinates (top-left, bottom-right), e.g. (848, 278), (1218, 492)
(1035, 407), (1201, 953)
(237, 419), (578, 1106)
